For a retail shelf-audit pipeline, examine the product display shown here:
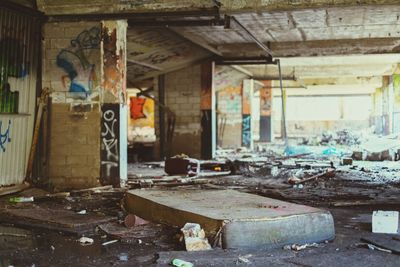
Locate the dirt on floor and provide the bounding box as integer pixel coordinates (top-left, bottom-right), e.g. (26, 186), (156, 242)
(1, 151), (400, 266)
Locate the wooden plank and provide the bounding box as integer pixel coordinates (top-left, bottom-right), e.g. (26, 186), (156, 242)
(0, 183), (30, 196)
(0, 207), (116, 235)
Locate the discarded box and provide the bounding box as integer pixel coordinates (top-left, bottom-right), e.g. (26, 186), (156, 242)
(372, 210), (399, 234)
(165, 157), (200, 176)
(342, 158), (353, 166)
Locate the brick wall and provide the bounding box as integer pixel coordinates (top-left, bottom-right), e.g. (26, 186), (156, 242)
(43, 22), (102, 190)
(48, 103), (101, 190)
(163, 64), (202, 158)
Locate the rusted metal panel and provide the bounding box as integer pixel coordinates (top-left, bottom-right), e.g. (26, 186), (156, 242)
(0, 7), (41, 186)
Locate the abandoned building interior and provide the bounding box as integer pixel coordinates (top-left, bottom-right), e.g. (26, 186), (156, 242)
(1, 0), (400, 266)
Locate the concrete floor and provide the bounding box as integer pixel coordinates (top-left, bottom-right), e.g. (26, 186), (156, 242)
(0, 161), (399, 266)
(0, 205), (398, 266)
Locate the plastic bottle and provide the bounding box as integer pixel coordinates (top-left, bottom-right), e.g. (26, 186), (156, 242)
(9, 197), (34, 203)
(171, 259), (193, 267)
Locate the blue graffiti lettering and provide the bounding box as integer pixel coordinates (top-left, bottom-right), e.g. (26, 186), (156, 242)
(56, 27), (100, 97)
(242, 115), (251, 147)
(0, 120), (11, 152)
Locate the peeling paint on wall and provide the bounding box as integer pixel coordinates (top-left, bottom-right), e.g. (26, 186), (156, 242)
(102, 21), (127, 103)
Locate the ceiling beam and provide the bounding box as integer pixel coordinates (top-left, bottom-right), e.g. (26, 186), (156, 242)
(127, 56), (213, 83)
(127, 59), (163, 71)
(245, 64), (398, 79)
(217, 38), (400, 57)
(38, 0), (400, 16)
(169, 28), (223, 56)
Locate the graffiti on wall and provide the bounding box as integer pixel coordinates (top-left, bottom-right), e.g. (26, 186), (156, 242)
(218, 86), (241, 114)
(260, 86), (272, 116)
(56, 27), (100, 97)
(0, 120), (11, 152)
(242, 115), (251, 147)
(0, 37), (28, 113)
(103, 27), (124, 99)
(101, 104), (120, 185)
(129, 96), (154, 128)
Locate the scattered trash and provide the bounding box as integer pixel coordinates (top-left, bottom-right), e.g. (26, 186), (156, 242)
(118, 253), (128, 262)
(342, 158), (353, 165)
(77, 210), (87, 215)
(180, 223), (212, 251)
(165, 155), (199, 176)
(78, 237), (94, 246)
(102, 239), (118, 246)
(293, 184), (304, 189)
(124, 214), (149, 228)
(366, 243), (392, 254)
(9, 196), (34, 203)
(171, 258), (193, 267)
(372, 211), (399, 234)
(237, 254), (252, 264)
(283, 243), (320, 251)
(50, 245), (55, 251)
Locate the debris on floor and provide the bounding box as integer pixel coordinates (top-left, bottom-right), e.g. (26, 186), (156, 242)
(180, 223), (212, 251)
(0, 206), (116, 235)
(78, 236), (94, 246)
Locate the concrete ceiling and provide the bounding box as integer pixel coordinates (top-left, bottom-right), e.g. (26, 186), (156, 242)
(126, 28), (210, 83)
(173, 5), (400, 57)
(34, 0), (400, 83)
(242, 54), (400, 80)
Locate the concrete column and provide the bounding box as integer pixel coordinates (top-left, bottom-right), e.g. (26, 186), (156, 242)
(100, 20), (128, 187)
(259, 80), (273, 142)
(242, 79), (254, 149)
(200, 61), (213, 159)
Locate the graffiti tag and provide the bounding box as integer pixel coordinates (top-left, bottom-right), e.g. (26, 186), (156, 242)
(130, 97), (146, 120)
(0, 120), (11, 152)
(242, 115), (251, 147)
(56, 27), (100, 97)
(101, 109), (119, 179)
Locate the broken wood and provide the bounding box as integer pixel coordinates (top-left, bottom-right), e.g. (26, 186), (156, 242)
(70, 185), (113, 196)
(0, 207), (116, 235)
(26, 88), (50, 181)
(292, 168), (336, 185)
(0, 183), (30, 196)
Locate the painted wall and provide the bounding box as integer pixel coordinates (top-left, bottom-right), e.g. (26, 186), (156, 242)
(215, 66), (248, 149)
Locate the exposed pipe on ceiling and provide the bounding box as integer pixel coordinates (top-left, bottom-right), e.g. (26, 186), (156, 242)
(224, 15), (274, 59)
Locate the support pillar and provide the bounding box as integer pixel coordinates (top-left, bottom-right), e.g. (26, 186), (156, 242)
(100, 20), (128, 187)
(260, 80), (273, 142)
(201, 61), (213, 159)
(242, 79), (254, 149)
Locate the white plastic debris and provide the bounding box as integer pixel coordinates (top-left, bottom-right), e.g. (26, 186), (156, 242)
(237, 254), (252, 264)
(78, 237), (94, 246)
(181, 223), (212, 251)
(102, 240), (118, 246)
(77, 210), (87, 215)
(372, 210), (399, 234)
(283, 243), (320, 251)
